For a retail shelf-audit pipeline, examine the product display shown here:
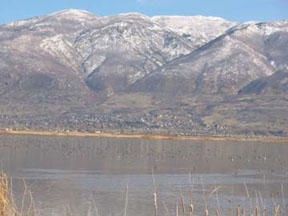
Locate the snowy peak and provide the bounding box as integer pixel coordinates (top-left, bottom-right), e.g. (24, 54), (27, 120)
(50, 9), (97, 18)
(118, 12), (151, 19)
(226, 20), (288, 36)
(152, 15), (235, 47)
(4, 9), (98, 30)
(152, 15), (229, 23)
(49, 9), (99, 23)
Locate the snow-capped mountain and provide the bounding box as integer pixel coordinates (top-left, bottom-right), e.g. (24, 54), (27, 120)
(132, 21), (288, 95)
(0, 10), (287, 136)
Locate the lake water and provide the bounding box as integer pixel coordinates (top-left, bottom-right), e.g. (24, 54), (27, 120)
(0, 135), (288, 215)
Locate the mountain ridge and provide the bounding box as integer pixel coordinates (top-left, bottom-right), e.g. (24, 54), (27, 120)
(0, 10), (287, 137)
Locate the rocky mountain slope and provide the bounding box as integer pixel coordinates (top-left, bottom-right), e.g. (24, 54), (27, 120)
(0, 10), (287, 137)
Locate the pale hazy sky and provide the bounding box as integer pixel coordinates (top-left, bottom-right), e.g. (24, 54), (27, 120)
(1, 0), (288, 25)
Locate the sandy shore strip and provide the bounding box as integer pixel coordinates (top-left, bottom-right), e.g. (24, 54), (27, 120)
(0, 129), (288, 143)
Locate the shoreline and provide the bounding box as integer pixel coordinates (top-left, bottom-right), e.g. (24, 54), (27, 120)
(0, 130), (288, 143)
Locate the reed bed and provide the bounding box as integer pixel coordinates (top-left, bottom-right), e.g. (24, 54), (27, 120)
(0, 172), (17, 216)
(150, 175), (287, 216)
(0, 172), (37, 216)
(153, 195), (285, 216)
(1, 171), (287, 216)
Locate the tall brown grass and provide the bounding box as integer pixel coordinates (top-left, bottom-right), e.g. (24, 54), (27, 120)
(0, 173), (17, 216)
(0, 172), (37, 216)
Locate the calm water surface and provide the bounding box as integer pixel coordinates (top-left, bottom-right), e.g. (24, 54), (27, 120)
(0, 135), (288, 215)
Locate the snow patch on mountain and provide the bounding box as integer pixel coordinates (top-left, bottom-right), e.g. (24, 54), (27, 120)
(50, 9), (97, 21)
(152, 15), (236, 47)
(40, 34), (81, 71)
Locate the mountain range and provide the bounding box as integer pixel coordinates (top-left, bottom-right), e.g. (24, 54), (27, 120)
(0, 9), (287, 137)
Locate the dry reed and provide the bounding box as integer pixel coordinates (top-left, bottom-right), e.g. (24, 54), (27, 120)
(236, 204), (241, 216)
(0, 172), (17, 216)
(189, 204), (194, 216)
(0, 172), (37, 216)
